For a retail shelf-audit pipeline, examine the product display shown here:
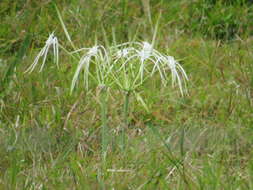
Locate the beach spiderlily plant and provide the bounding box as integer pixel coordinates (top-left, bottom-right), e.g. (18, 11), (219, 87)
(25, 31), (188, 157)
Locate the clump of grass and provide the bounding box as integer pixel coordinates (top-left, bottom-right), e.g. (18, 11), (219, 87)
(1, 33), (31, 97)
(185, 0), (253, 40)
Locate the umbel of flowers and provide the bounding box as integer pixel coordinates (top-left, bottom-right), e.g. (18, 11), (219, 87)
(26, 32), (188, 157)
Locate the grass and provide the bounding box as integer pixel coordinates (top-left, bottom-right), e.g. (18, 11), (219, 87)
(0, 0), (253, 189)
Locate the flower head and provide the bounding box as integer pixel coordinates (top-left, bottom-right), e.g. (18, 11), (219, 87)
(25, 32), (59, 74)
(162, 55), (188, 95)
(71, 45), (112, 93)
(110, 41), (188, 94)
(116, 48), (129, 59)
(139, 42), (153, 62)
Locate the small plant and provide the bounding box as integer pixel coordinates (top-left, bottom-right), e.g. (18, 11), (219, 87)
(25, 33), (188, 156)
(25, 8), (188, 160)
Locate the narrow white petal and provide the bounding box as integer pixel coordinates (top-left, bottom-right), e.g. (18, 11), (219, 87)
(39, 45), (50, 72)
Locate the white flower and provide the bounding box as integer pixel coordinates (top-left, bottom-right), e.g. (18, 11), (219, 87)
(25, 32), (59, 74)
(71, 45), (111, 92)
(116, 48), (129, 58)
(164, 56), (188, 95)
(87, 46), (99, 56)
(110, 41), (188, 94)
(138, 42), (153, 62)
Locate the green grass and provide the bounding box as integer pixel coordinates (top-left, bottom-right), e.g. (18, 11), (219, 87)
(0, 0), (253, 189)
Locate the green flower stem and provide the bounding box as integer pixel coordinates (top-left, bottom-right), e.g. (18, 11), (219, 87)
(100, 86), (108, 159)
(120, 90), (130, 151)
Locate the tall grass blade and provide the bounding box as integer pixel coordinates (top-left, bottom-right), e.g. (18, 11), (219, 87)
(147, 123), (191, 187)
(1, 33), (31, 95)
(151, 11), (161, 47)
(180, 126), (186, 158)
(100, 87), (109, 160)
(120, 90), (130, 151)
(147, 123), (181, 166)
(134, 92), (150, 113)
(55, 5), (77, 51)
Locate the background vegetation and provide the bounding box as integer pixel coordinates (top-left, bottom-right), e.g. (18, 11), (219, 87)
(0, 0), (252, 189)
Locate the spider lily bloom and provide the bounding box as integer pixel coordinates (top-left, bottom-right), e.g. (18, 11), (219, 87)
(25, 32), (59, 74)
(71, 45), (112, 92)
(117, 42), (162, 75)
(114, 41), (153, 62)
(136, 42), (153, 82)
(113, 42), (168, 88)
(163, 55), (188, 95)
(139, 41), (153, 62)
(116, 48), (130, 59)
(111, 41), (188, 94)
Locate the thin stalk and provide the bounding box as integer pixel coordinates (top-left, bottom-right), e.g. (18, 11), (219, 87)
(120, 90), (130, 151)
(1, 33), (31, 96)
(100, 86), (108, 160)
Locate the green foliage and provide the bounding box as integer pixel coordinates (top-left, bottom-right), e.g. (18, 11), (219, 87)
(185, 0), (253, 40)
(0, 0), (252, 189)
(1, 33), (31, 96)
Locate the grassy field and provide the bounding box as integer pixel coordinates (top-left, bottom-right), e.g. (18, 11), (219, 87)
(0, 0), (253, 189)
